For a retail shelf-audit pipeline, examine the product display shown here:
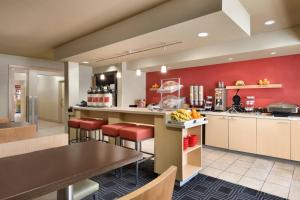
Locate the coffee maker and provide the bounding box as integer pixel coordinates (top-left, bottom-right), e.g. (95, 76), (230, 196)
(214, 88), (227, 111)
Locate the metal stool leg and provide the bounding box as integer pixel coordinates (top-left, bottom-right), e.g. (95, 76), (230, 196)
(76, 128), (79, 143)
(102, 133), (105, 142)
(135, 161), (139, 186)
(68, 127), (71, 144)
(98, 129), (101, 141)
(135, 141), (140, 186)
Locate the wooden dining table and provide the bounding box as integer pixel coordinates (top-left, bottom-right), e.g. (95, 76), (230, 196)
(0, 141), (142, 200)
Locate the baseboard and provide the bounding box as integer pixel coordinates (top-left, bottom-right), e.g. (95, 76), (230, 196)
(38, 117), (62, 123)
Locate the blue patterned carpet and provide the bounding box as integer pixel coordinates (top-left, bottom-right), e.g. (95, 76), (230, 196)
(87, 161), (286, 200)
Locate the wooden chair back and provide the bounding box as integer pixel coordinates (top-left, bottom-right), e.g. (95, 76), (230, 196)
(0, 117), (9, 124)
(118, 166), (177, 200)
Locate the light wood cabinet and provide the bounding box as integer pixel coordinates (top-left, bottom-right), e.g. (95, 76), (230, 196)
(205, 115), (228, 148)
(229, 117), (256, 153)
(257, 119), (291, 159)
(291, 121), (300, 161)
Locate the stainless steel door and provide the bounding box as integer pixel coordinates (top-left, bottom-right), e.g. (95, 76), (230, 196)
(26, 96), (38, 128)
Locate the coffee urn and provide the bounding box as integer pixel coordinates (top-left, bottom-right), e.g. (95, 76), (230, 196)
(214, 88), (227, 111)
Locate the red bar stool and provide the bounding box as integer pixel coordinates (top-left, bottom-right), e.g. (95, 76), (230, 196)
(79, 118), (108, 142)
(101, 123), (136, 145)
(119, 125), (154, 185)
(68, 118), (82, 144)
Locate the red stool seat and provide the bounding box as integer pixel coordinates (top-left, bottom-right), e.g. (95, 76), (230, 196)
(102, 123), (136, 137)
(68, 119), (82, 128)
(80, 119), (107, 130)
(119, 125), (154, 141)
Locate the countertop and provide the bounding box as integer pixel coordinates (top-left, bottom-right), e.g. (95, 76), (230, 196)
(201, 111), (300, 121)
(73, 106), (300, 121)
(72, 106), (166, 116)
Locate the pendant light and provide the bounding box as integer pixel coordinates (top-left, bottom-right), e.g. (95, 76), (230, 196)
(161, 45), (167, 73)
(116, 56), (124, 79)
(136, 69), (141, 76)
(116, 71), (121, 79)
(161, 65), (167, 73)
(100, 73), (105, 80)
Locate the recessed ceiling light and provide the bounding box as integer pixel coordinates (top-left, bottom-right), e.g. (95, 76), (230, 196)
(197, 32), (209, 37)
(228, 57), (234, 61)
(270, 51), (277, 55)
(81, 61), (89, 64)
(264, 20), (275, 26)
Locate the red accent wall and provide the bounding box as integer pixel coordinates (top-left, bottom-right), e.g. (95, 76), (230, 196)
(146, 54), (300, 108)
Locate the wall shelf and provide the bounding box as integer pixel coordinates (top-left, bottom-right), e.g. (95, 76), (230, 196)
(226, 84), (282, 90)
(149, 88), (158, 91)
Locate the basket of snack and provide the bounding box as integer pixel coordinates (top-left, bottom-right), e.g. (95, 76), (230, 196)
(166, 108), (207, 129)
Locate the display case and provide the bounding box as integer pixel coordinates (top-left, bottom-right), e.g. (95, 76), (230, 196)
(157, 78), (184, 109)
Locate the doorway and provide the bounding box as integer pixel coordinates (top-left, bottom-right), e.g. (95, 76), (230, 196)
(9, 66), (65, 135)
(9, 67), (29, 122)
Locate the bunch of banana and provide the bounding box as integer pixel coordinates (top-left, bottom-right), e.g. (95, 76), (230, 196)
(171, 109), (192, 122)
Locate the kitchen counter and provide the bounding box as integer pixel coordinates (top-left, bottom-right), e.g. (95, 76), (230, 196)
(72, 106), (166, 116)
(201, 111), (300, 121)
(72, 106), (206, 186)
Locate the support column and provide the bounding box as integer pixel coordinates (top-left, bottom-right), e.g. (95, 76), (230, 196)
(64, 62), (80, 131)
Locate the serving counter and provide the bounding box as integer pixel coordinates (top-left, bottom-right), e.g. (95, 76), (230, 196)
(72, 106), (207, 186)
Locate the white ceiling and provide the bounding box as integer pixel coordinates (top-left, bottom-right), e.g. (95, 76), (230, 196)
(61, 0), (300, 69)
(66, 11), (250, 66)
(0, 0), (300, 71)
(240, 0), (300, 34)
(0, 0), (168, 58)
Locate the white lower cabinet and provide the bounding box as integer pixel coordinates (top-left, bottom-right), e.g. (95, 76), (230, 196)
(205, 115), (229, 148)
(257, 118), (291, 159)
(205, 114), (295, 160)
(229, 117), (257, 154)
(291, 121), (300, 161)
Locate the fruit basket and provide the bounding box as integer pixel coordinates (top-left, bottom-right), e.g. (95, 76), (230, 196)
(165, 109), (208, 129)
(167, 117), (208, 129)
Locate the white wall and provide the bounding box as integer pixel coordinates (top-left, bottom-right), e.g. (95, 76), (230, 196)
(79, 65), (93, 101)
(121, 62), (146, 106)
(37, 75), (64, 122)
(67, 62), (80, 107)
(64, 62), (93, 105)
(0, 53), (63, 117)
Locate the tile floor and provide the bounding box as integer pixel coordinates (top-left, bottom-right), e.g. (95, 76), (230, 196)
(201, 146), (300, 199)
(34, 123), (300, 199)
(37, 120), (66, 136)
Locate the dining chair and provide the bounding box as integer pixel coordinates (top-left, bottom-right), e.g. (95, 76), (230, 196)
(118, 166), (177, 200)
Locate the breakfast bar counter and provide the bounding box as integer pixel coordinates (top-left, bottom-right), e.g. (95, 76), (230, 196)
(73, 106), (206, 186)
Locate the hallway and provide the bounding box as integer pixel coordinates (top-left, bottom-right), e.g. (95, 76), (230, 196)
(37, 120), (65, 136)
